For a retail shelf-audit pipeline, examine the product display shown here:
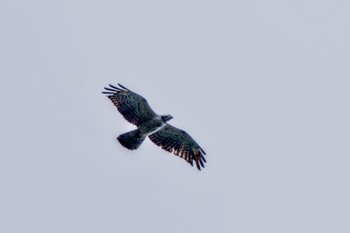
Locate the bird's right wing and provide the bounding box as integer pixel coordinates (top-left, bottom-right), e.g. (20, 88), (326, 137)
(149, 124), (206, 170)
(102, 84), (157, 126)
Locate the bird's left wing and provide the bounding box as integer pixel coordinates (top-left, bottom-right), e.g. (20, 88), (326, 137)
(102, 84), (157, 126)
(148, 124), (206, 170)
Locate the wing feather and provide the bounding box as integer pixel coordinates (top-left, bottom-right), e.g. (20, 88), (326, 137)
(102, 84), (157, 126)
(149, 124), (206, 170)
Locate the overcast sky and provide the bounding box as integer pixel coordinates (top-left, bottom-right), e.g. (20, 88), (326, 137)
(1, 0), (350, 232)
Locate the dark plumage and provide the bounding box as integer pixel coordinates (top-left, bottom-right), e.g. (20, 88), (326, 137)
(102, 83), (206, 170)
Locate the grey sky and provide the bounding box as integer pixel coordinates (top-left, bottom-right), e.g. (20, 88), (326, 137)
(1, 0), (350, 232)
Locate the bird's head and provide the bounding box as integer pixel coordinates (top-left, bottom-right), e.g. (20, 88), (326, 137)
(161, 115), (173, 123)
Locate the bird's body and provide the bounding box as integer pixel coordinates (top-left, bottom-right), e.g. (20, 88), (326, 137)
(137, 116), (171, 136)
(102, 83), (206, 170)
(117, 116), (170, 150)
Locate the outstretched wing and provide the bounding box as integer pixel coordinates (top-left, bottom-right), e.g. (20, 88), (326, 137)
(149, 124), (206, 170)
(102, 84), (157, 126)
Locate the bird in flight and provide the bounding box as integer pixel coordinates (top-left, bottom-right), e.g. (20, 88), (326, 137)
(102, 83), (206, 170)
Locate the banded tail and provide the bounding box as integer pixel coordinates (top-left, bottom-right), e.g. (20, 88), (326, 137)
(117, 129), (146, 150)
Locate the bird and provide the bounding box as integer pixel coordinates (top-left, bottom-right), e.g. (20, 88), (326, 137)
(102, 83), (206, 170)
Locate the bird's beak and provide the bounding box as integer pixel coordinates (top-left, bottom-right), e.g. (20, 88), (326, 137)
(163, 115), (173, 122)
(167, 115), (173, 121)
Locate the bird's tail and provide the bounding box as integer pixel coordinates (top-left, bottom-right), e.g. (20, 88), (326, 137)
(117, 129), (146, 150)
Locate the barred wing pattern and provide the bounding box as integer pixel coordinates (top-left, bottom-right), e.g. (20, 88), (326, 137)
(102, 84), (157, 126)
(149, 124), (206, 170)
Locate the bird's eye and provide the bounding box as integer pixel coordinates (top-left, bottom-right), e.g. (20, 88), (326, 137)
(156, 121), (162, 127)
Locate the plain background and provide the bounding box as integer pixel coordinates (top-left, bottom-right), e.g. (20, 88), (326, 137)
(1, 0), (349, 232)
